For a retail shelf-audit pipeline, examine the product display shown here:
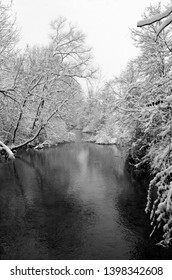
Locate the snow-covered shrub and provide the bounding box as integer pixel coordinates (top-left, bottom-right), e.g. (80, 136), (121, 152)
(144, 105), (172, 246)
(127, 99), (172, 246)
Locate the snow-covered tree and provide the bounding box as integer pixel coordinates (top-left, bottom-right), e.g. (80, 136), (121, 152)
(0, 16), (95, 158)
(123, 3), (172, 246)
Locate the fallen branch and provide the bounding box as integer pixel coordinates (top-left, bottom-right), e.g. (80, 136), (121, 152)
(11, 125), (43, 150)
(0, 96), (72, 159)
(0, 141), (15, 159)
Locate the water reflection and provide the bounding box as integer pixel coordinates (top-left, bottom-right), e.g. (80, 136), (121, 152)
(0, 143), (172, 259)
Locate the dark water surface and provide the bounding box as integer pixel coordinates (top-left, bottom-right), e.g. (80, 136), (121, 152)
(0, 143), (172, 260)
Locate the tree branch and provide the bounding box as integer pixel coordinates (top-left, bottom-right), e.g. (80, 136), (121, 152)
(137, 6), (172, 27)
(0, 89), (21, 108)
(11, 126), (43, 150)
(156, 14), (172, 38)
(0, 140), (15, 159)
(137, 6), (172, 39)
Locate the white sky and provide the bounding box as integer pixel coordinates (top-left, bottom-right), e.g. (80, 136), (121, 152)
(11, 0), (170, 80)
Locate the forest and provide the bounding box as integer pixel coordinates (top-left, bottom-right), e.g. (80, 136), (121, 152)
(1, 1), (172, 248)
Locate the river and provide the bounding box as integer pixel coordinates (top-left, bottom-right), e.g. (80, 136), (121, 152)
(0, 143), (171, 259)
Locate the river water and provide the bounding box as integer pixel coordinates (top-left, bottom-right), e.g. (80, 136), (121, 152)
(0, 143), (172, 259)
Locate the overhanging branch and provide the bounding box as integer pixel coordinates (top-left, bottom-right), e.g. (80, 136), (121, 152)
(11, 126), (43, 150)
(137, 6), (172, 38)
(137, 6), (172, 27)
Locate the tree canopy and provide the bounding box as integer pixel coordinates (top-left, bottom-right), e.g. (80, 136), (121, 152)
(0, 3), (96, 157)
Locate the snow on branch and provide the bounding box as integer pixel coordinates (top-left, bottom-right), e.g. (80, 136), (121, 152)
(137, 6), (172, 27)
(166, 95), (172, 103)
(156, 14), (172, 37)
(137, 6), (172, 38)
(11, 126), (43, 151)
(0, 141), (15, 159)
